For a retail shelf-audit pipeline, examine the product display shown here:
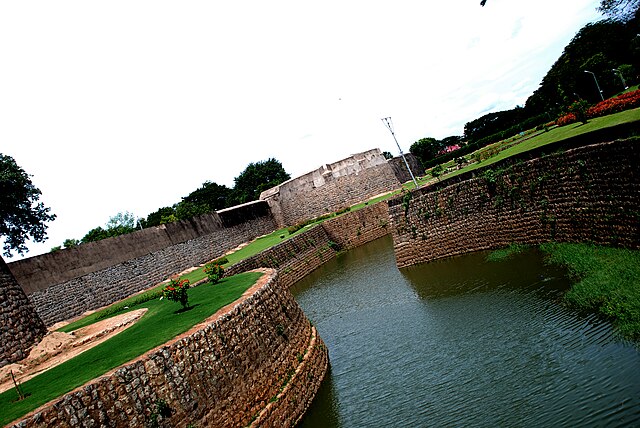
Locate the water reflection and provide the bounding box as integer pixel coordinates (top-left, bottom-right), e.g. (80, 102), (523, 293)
(293, 236), (640, 428)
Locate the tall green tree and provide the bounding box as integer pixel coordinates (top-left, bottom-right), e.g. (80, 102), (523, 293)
(142, 206), (177, 228)
(181, 181), (232, 212)
(81, 211), (137, 243)
(231, 158), (290, 204)
(0, 154), (56, 257)
(410, 138), (444, 165)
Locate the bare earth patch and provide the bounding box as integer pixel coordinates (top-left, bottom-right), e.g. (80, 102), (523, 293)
(0, 308), (147, 394)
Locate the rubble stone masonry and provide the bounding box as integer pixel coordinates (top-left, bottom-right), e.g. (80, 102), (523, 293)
(11, 270), (329, 428)
(389, 139), (640, 268)
(260, 149), (400, 228)
(9, 204), (277, 326)
(0, 258), (47, 367)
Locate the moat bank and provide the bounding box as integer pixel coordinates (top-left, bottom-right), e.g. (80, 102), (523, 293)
(293, 236), (640, 427)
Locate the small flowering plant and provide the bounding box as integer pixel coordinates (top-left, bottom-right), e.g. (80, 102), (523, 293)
(204, 262), (225, 284)
(162, 278), (190, 309)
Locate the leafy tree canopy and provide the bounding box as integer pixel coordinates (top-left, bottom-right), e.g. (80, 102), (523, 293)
(598, 0), (640, 20)
(80, 211), (137, 244)
(0, 154), (56, 257)
(525, 19), (636, 112)
(410, 138), (443, 165)
(179, 181), (232, 216)
(481, 0), (638, 21)
(232, 158), (291, 205)
(142, 206), (176, 228)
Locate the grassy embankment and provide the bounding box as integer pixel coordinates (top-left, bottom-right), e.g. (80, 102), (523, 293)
(0, 271), (261, 426)
(488, 243), (640, 343)
(440, 107), (640, 181)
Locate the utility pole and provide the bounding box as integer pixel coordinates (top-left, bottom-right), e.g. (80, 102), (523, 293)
(381, 117), (418, 188)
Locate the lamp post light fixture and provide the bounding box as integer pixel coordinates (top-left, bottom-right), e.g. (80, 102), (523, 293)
(584, 70), (605, 101)
(381, 117), (418, 188)
(612, 68), (629, 90)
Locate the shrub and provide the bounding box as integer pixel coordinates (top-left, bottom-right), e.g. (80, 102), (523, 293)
(587, 89), (640, 118)
(204, 262), (225, 284)
(568, 99), (589, 124)
(162, 278), (190, 309)
(556, 112), (577, 127)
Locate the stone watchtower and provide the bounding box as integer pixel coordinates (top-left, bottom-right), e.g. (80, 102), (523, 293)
(0, 257), (47, 367)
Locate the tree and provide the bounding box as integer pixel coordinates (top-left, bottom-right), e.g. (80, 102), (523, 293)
(430, 164), (444, 181)
(81, 226), (110, 243)
(598, 0), (639, 20)
(174, 181), (232, 220)
(63, 238), (79, 249)
(142, 206), (177, 228)
(81, 211), (137, 244)
(480, 0), (639, 21)
(382, 151), (394, 160)
(231, 158), (291, 204)
(0, 154), (56, 257)
(106, 211), (136, 232)
(410, 138), (443, 165)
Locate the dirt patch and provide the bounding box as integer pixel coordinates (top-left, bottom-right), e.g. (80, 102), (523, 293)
(0, 308), (147, 394)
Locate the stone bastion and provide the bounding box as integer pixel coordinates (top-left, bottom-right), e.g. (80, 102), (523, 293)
(10, 269), (329, 427)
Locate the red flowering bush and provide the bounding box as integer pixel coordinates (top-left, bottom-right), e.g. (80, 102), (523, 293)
(556, 113), (578, 127)
(162, 278), (190, 309)
(587, 89), (640, 118)
(203, 262), (225, 284)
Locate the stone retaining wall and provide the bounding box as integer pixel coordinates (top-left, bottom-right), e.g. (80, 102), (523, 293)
(260, 149), (400, 228)
(389, 139), (640, 268)
(0, 259), (47, 367)
(11, 270), (329, 428)
(13, 210), (277, 326)
(226, 202), (393, 289)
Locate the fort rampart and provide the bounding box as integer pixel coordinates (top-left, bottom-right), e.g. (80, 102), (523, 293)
(11, 269), (329, 428)
(0, 259), (47, 367)
(8, 202), (277, 326)
(389, 138), (640, 268)
(260, 149), (401, 228)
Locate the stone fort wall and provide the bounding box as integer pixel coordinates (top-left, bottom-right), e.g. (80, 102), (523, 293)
(389, 139), (640, 268)
(11, 270), (329, 428)
(260, 148), (401, 228)
(0, 258), (47, 367)
(9, 201), (277, 326)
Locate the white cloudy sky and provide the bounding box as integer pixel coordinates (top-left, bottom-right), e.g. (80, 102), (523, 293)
(1, 0), (602, 258)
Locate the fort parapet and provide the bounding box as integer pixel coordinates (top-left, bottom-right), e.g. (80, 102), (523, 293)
(260, 148), (407, 227)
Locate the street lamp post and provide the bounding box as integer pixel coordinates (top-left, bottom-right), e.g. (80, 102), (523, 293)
(612, 68), (629, 90)
(584, 70), (605, 101)
(381, 117), (418, 188)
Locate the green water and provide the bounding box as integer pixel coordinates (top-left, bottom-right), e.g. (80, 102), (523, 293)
(292, 236), (640, 427)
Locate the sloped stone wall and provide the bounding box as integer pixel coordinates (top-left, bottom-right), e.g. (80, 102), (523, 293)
(225, 202), (393, 289)
(261, 149), (400, 228)
(12, 205), (277, 326)
(11, 270), (329, 428)
(389, 139), (640, 268)
(0, 258), (47, 367)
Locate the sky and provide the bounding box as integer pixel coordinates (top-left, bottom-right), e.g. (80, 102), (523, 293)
(1, 0), (603, 259)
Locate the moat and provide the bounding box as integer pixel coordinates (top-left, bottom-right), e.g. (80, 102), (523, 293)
(293, 236), (640, 427)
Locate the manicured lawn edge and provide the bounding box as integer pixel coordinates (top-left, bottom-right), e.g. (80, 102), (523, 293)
(540, 242), (640, 342)
(1, 271), (262, 426)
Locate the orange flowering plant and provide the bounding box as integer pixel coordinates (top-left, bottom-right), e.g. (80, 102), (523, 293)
(204, 262), (225, 284)
(162, 278), (190, 309)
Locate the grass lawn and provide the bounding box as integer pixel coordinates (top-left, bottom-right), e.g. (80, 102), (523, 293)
(1, 271), (262, 426)
(540, 243), (640, 342)
(442, 107), (640, 181)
